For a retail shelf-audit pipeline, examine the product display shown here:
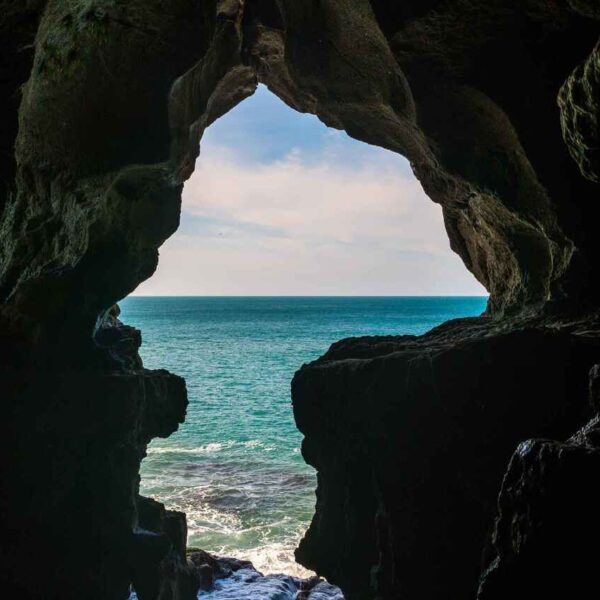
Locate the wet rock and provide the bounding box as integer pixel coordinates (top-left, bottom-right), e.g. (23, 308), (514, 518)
(296, 575), (323, 599)
(186, 551), (344, 600)
(187, 549), (229, 589)
(210, 555), (255, 575)
(197, 565), (215, 591)
(128, 549), (348, 600)
(305, 582), (346, 600)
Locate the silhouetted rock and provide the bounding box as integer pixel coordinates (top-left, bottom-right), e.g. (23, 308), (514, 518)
(292, 318), (600, 599)
(131, 497), (198, 600)
(478, 368), (600, 600)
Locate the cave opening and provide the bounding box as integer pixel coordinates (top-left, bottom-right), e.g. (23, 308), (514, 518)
(119, 84), (487, 580)
(3, 3), (598, 600)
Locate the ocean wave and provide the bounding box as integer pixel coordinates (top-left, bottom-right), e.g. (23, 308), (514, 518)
(215, 539), (313, 578)
(141, 440), (316, 581)
(145, 487), (312, 577)
(146, 440), (276, 456)
(147, 442), (230, 455)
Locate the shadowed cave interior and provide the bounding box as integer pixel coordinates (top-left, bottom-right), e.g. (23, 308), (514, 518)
(1, 2), (599, 600)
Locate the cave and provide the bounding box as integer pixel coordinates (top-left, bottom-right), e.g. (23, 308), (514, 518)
(1, 2), (599, 600)
(121, 81), (487, 594)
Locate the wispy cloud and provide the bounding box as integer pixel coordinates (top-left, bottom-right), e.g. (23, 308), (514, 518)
(181, 142), (435, 249)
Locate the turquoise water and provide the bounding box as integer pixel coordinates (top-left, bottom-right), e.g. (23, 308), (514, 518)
(120, 296), (487, 575)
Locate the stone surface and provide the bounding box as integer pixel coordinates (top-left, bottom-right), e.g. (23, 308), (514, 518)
(478, 409), (600, 599)
(132, 496), (198, 600)
(0, 1), (599, 599)
(0, 312), (188, 599)
(0, 1), (46, 213)
(292, 317), (600, 599)
(559, 41), (600, 182)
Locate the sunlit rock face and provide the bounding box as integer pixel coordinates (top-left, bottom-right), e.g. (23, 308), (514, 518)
(559, 40), (600, 183)
(0, 1), (598, 600)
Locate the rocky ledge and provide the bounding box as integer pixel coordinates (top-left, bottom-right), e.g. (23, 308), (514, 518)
(292, 315), (600, 600)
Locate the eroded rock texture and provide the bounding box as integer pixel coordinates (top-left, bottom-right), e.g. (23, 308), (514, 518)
(559, 40), (600, 182)
(0, 1), (599, 599)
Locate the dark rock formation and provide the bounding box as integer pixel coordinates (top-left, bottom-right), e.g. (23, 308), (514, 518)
(132, 496), (198, 600)
(0, 1), (598, 599)
(0, 1), (45, 207)
(292, 317), (600, 599)
(0, 313), (188, 599)
(478, 368), (600, 599)
(559, 40), (600, 182)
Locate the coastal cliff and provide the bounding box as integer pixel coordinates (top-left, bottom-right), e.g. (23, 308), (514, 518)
(1, 1), (599, 599)
(292, 317), (600, 599)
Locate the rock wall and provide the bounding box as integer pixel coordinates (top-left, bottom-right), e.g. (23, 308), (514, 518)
(292, 317), (600, 599)
(0, 1), (598, 599)
(478, 409), (600, 600)
(0, 311), (189, 598)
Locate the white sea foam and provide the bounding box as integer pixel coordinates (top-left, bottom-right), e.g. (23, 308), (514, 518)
(217, 539), (313, 578)
(243, 440), (262, 448)
(146, 440), (274, 455)
(183, 498), (312, 577)
(147, 442), (228, 455)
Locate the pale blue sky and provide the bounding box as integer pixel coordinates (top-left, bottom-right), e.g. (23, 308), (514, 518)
(134, 85), (486, 296)
(201, 85), (331, 163)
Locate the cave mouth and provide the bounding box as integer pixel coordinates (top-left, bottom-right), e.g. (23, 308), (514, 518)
(4, 3), (597, 600)
(120, 85), (487, 578)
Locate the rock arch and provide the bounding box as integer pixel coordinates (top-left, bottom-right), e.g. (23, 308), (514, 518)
(1, 1), (598, 599)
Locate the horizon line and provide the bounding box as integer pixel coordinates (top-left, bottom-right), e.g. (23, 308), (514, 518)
(126, 294), (490, 298)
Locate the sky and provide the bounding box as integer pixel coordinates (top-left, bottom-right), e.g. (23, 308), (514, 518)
(133, 85), (486, 296)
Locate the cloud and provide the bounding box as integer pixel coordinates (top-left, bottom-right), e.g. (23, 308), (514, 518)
(181, 142), (432, 248)
(132, 109), (487, 296)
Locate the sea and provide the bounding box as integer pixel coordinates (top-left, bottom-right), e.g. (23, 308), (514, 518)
(119, 296), (487, 578)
